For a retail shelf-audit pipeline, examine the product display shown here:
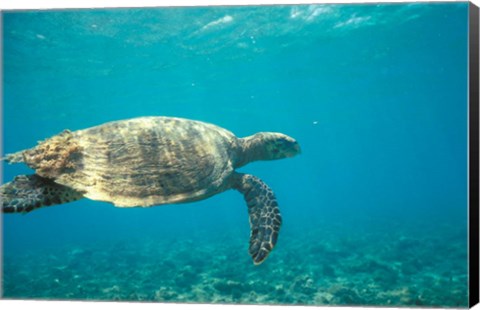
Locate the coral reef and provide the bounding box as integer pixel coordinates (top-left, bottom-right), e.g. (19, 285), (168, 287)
(2, 218), (468, 307)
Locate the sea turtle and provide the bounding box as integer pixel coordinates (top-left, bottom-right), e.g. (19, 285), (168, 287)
(1, 116), (300, 264)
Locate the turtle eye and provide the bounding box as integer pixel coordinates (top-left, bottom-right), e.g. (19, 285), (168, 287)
(276, 140), (288, 149)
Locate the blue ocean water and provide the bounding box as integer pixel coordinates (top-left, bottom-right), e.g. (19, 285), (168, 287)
(1, 2), (469, 306)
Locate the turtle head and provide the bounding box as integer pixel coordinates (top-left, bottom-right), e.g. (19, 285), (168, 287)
(257, 132), (301, 159)
(237, 132), (301, 167)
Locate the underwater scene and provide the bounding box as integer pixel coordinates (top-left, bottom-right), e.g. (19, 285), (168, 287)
(1, 2), (470, 307)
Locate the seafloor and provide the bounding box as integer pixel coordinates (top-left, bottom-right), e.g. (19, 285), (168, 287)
(2, 217), (468, 307)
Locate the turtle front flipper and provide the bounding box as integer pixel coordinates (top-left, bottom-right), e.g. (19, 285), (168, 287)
(232, 173), (282, 265)
(1, 174), (83, 213)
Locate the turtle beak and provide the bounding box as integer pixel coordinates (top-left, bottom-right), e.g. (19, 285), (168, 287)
(294, 142), (302, 155)
(286, 141), (301, 157)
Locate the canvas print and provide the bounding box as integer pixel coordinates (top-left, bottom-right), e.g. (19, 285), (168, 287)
(1, 1), (476, 307)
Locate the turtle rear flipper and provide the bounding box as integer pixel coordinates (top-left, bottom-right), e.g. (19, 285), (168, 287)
(1, 174), (83, 213)
(2, 150), (25, 164)
(232, 173), (282, 265)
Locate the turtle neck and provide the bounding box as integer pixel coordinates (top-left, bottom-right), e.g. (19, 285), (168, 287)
(235, 133), (269, 168)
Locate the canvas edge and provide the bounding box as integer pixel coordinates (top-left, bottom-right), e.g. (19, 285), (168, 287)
(469, 1), (480, 308)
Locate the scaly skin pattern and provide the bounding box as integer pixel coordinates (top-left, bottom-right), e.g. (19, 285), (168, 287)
(232, 173), (282, 265)
(1, 174), (83, 213)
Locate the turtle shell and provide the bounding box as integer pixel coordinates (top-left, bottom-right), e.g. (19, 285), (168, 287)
(26, 117), (239, 207)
